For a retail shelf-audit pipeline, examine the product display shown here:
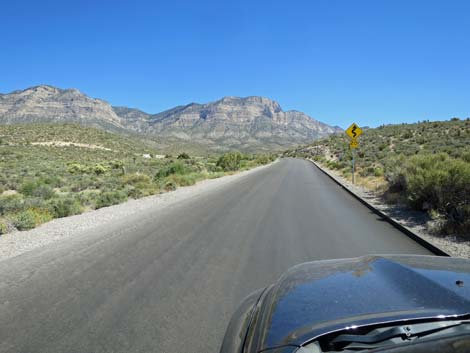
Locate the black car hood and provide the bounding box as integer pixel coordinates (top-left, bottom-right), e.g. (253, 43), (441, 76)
(250, 255), (470, 351)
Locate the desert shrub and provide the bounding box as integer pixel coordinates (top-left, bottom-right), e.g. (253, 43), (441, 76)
(217, 152), (242, 171)
(109, 160), (124, 169)
(207, 163), (224, 173)
(121, 173), (151, 185)
(95, 191), (127, 209)
(254, 154), (272, 165)
(168, 174), (196, 187)
(166, 173), (206, 187)
(239, 159), (249, 169)
(208, 172), (224, 179)
(388, 153), (470, 235)
(75, 190), (100, 207)
(12, 209), (52, 230)
(69, 175), (96, 192)
(402, 131), (413, 139)
(162, 180), (177, 191)
(22, 197), (50, 211)
(0, 194), (24, 215)
(19, 181), (38, 196)
(12, 210), (36, 230)
(0, 220), (7, 235)
(92, 164), (109, 175)
(177, 152), (190, 159)
(32, 184), (55, 199)
(155, 162), (188, 179)
(124, 185), (145, 198)
(34, 208), (54, 224)
(48, 196), (83, 218)
(326, 160), (342, 170)
(374, 167), (384, 177)
(462, 150), (470, 163)
(67, 163), (110, 175)
(67, 163), (88, 174)
(120, 173), (157, 196)
(378, 143), (388, 151)
(41, 175), (63, 187)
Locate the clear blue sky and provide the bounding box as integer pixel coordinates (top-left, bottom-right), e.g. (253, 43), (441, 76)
(1, 0), (469, 128)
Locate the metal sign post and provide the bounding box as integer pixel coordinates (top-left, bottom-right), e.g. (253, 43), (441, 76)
(351, 148), (355, 184)
(346, 123), (362, 185)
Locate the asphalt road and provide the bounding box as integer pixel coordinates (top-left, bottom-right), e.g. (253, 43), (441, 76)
(0, 158), (431, 353)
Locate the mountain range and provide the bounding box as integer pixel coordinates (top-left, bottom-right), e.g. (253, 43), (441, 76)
(0, 85), (341, 152)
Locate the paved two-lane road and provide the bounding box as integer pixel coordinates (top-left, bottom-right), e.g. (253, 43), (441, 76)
(0, 158), (431, 353)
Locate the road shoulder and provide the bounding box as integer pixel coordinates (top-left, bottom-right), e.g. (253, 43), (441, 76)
(308, 159), (470, 259)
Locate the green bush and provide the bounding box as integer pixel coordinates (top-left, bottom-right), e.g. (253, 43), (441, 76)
(33, 184), (55, 199)
(388, 153), (470, 235)
(121, 173), (152, 185)
(462, 150), (470, 163)
(326, 160), (342, 170)
(95, 191), (127, 209)
(217, 152), (243, 171)
(0, 220), (7, 235)
(109, 160), (124, 169)
(208, 172), (224, 179)
(177, 152), (190, 159)
(374, 167), (384, 177)
(254, 154), (273, 165)
(12, 209), (52, 230)
(41, 175), (63, 187)
(92, 164), (109, 175)
(0, 195), (24, 215)
(165, 173), (205, 187)
(19, 181), (37, 196)
(48, 197), (83, 218)
(124, 185), (145, 198)
(67, 163), (88, 174)
(12, 211), (36, 230)
(155, 162), (188, 179)
(162, 180), (177, 191)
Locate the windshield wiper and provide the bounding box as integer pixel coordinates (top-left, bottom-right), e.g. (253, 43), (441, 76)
(328, 320), (470, 350)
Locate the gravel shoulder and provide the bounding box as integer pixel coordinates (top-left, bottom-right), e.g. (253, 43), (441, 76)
(0, 162), (276, 261)
(310, 160), (470, 259)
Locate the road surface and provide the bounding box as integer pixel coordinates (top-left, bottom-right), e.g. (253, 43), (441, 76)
(0, 158), (431, 353)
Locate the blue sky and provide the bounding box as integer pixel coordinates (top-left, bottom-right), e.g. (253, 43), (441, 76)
(1, 0), (469, 129)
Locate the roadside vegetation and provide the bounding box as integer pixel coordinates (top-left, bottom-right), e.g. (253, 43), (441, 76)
(0, 124), (276, 233)
(285, 118), (470, 237)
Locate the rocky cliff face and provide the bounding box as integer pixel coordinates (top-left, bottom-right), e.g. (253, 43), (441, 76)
(0, 85), (342, 151)
(139, 96), (342, 149)
(0, 85), (125, 131)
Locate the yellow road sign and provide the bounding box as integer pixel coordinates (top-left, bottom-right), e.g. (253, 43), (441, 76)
(350, 138), (359, 149)
(346, 123), (362, 139)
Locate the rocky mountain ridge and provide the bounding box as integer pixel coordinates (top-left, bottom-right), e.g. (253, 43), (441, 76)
(0, 85), (342, 151)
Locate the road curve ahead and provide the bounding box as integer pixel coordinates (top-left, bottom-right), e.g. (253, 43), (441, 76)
(0, 158), (431, 353)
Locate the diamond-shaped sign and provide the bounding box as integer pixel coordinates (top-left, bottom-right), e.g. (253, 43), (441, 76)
(346, 123), (362, 139)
